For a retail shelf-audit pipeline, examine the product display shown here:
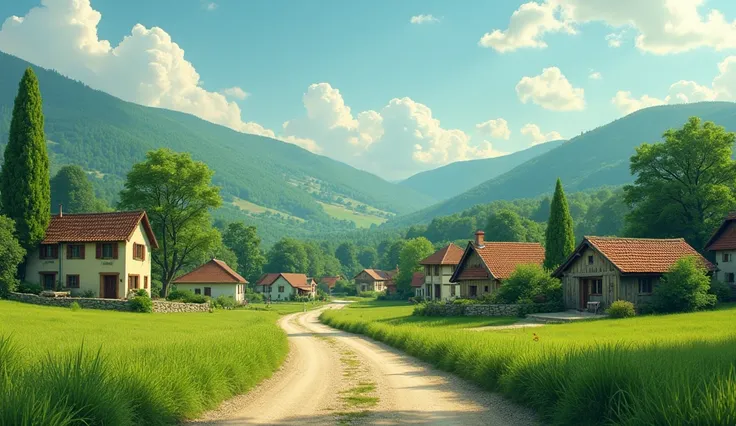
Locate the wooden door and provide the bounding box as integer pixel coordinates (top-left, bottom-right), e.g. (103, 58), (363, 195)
(434, 284), (441, 300)
(579, 279), (589, 310)
(103, 275), (117, 299)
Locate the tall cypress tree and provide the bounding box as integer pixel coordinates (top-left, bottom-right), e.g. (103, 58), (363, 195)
(0, 67), (50, 254)
(544, 178), (575, 270)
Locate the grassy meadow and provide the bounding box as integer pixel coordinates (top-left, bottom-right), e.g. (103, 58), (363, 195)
(321, 301), (736, 425)
(0, 300), (290, 425)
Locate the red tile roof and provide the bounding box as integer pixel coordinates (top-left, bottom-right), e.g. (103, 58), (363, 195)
(256, 273), (281, 286)
(456, 266), (490, 280)
(356, 269), (396, 281)
(256, 273), (313, 291)
(705, 213), (736, 251)
(42, 211), (158, 248)
(410, 272), (425, 287)
(582, 236), (713, 273)
(419, 244), (464, 265)
(174, 259), (247, 284)
(319, 276), (342, 288)
(475, 242), (545, 280)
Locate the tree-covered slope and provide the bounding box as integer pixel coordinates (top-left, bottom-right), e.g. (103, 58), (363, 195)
(0, 52), (435, 227)
(388, 102), (736, 227)
(399, 140), (565, 200)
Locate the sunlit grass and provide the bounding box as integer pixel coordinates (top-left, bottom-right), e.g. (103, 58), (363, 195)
(322, 301), (736, 425)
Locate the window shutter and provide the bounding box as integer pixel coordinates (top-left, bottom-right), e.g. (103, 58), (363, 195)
(112, 243), (119, 259)
(51, 245), (58, 259)
(67, 245), (72, 259)
(144, 276), (148, 289)
(96, 243), (102, 259)
(142, 245), (146, 261)
(80, 244), (85, 259)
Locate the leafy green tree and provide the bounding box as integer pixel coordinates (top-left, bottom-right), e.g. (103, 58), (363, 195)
(50, 165), (97, 213)
(651, 256), (716, 313)
(624, 117), (736, 250)
(485, 209), (543, 243)
(335, 242), (358, 275)
(322, 254), (343, 276)
(544, 179), (575, 270)
(381, 240), (406, 270)
(0, 68), (50, 254)
(119, 149), (222, 296)
(396, 237), (434, 293)
(208, 232), (239, 273)
(266, 238), (308, 273)
(222, 222), (266, 283)
(493, 264), (561, 304)
(304, 241), (326, 278)
(358, 246), (378, 269)
(0, 216), (25, 297)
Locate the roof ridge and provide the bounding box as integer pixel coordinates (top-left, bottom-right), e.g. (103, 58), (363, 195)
(585, 236), (685, 242)
(52, 210), (145, 217)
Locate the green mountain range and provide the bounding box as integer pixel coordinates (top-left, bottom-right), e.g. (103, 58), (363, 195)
(387, 101), (736, 227)
(0, 52), (435, 241)
(399, 140), (565, 200)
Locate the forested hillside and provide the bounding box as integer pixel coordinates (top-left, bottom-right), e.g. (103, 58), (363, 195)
(0, 52), (434, 241)
(388, 102), (736, 227)
(399, 140), (565, 200)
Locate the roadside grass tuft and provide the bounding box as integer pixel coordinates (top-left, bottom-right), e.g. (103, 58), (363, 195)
(321, 301), (736, 425)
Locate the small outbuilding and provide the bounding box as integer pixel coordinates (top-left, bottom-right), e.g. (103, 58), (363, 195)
(173, 259), (248, 302)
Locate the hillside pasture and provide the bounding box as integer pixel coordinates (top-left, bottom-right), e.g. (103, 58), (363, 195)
(318, 201), (388, 228)
(321, 302), (736, 425)
(0, 301), (288, 425)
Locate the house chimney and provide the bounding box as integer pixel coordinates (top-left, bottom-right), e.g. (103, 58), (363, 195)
(474, 230), (485, 248)
(59, 204), (63, 217)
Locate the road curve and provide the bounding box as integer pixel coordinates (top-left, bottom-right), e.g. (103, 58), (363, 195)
(191, 303), (537, 425)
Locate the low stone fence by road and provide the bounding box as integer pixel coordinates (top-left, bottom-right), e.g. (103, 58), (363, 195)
(464, 304), (521, 316)
(415, 301), (563, 318)
(7, 292), (210, 313)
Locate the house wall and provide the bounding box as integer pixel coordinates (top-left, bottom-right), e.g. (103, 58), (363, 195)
(559, 247), (620, 309)
(458, 279), (500, 298)
(355, 271), (382, 292)
(261, 276), (297, 300)
(423, 265), (459, 300)
(713, 250), (736, 284)
(124, 223), (153, 297)
(175, 283), (244, 302)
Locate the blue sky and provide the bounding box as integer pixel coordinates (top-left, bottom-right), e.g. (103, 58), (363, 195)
(2, 0), (736, 179)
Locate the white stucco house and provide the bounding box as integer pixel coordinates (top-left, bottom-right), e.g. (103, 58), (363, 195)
(706, 212), (736, 293)
(419, 243), (464, 301)
(25, 210), (158, 298)
(255, 273), (316, 300)
(172, 258), (248, 302)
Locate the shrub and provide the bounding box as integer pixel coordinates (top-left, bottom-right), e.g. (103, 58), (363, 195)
(129, 296), (153, 313)
(244, 288), (264, 303)
(607, 300), (636, 318)
(315, 289), (330, 302)
(356, 291), (379, 298)
(151, 280), (163, 298)
(494, 264), (562, 305)
(212, 295), (236, 310)
(166, 288), (208, 303)
(290, 295), (312, 303)
(135, 289), (149, 298)
(0, 216), (24, 298)
(185, 294), (209, 304)
(333, 280), (356, 295)
(16, 282), (42, 295)
(651, 257), (717, 313)
(69, 302), (82, 312)
(709, 280), (732, 302)
(377, 292), (406, 301)
(81, 289), (96, 298)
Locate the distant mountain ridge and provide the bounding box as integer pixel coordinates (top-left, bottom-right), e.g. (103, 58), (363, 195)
(399, 140), (565, 200)
(0, 51), (435, 240)
(387, 101), (736, 227)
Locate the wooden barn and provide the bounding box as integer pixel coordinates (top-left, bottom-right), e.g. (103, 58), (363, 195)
(552, 236), (713, 311)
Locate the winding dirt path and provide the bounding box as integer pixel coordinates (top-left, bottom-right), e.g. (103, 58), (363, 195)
(191, 303), (536, 425)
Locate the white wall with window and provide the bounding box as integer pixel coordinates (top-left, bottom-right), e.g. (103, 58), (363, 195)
(714, 250), (736, 285)
(175, 283), (244, 302)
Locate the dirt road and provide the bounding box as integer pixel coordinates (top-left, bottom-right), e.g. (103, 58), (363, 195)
(192, 303), (536, 425)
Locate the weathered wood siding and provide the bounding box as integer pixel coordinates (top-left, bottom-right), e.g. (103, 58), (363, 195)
(559, 247), (619, 309)
(619, 276), (658, 306)
(459, 279), (500, 298)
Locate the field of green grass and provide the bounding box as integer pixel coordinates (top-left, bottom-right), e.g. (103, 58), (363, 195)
(318, 201), (387, 228)
(321, 301), (736, 425)
(0, 300), (289, 425)
(232, 197), (306, 222)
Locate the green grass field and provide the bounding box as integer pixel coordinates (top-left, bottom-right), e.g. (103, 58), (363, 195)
(0, 300), (289, 425)
(321, 301), (736, 425)
(318, 202), (387, 228)
(232, 197), (306, 222)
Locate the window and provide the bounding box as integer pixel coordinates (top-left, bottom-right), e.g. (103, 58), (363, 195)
(204, 287), (212, 297)
(278, 286), (285, 293)
(638, 277), (653, 294)
(41, 273), (56, 290)
(450, 285), (456, 297)
(144, 276), (149, 289)
(723, 253), (732, 263)
(133, 243), (146, 260)
(195, 288), (201, 295)
(96, 243), (117, 259)
(726, 273), (735, 284)
(433, 265), (439, 276)
(128, 275), (140, 290)
(588, 255), (594, 265)
(66, 275), (80, 289)
(469, 285), (478, 297)
(590, 278), (603, 295)
(67, 244), (84, 259)
(484, 285), (489, 293)
(39, 244), (58, 259)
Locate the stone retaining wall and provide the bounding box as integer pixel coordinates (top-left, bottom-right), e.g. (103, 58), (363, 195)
(417, 301), (563, 317)
(464, 304), (520, 316)
(7, 292), (210, 313)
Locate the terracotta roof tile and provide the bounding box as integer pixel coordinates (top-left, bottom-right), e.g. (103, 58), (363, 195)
(319, 276), (342, 288)
(174, 259), (247, 284)
(410, 272), (425, 287)
(357, 269), (396, 281)
(457, 266), (490, 280)
(706, 213), (736, 251)
(42, 211), (158, 248)
(475, 242), (545, 279)
(585, 236), (713, 273)
(419, 244), (464, 265)
(280, 273), (313, 291)
(256, 273), (281, 286)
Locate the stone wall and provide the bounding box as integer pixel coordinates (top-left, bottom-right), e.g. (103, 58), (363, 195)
(464, 304), (520, 316)
(416, 301), (562, 318)
(7, 292), (209, 313)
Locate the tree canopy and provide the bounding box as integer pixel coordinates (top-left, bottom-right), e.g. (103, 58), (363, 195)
(396, 237), (434, 293)
(544, 179), (575, 270)
(0, 215), (25, 296)
(265, 238), (308, 273)
(50, 165), (101, 214)
(624, 117), (736, 250)
(485, 209), (544, 243)
(222, 222), (266, 283)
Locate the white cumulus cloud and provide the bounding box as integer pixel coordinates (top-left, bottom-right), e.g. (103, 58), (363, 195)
(589, 70), (602, 80)
(0, 0), (274, 138)
(605, 31), (624, 47)
(220, 86), (249, 100)
(481, 0), (736, 54)
(410, 14), (440, 24)
(521, 123), (563, 145)
(516, 67), (585, 111)
(475, 118), (511, 140)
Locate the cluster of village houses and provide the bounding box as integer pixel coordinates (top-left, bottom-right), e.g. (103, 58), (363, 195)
(24, 207), (736, 311)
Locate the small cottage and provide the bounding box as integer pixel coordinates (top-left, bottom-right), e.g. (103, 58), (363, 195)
(255, 273), (316, 300)
(354, 268), (397, 293)
(419, 243), (463, 301)
(450, 231), (545, 299)
(173, 259), (248, 302)
(705, 212), (736, 288)
(319, 275), (343, 293)
(410, 272), (426, 297)
(552, 236), (713, 310)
